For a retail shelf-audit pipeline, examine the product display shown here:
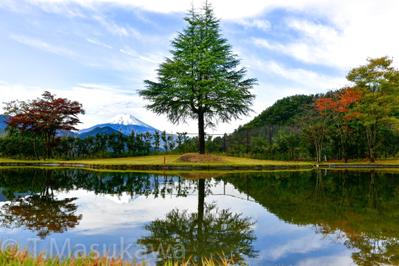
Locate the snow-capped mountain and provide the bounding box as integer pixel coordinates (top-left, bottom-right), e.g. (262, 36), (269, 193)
(78, 114), (158, 138)
(111, 114), (154, 128)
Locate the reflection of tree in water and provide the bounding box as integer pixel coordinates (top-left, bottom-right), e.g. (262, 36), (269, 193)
(0, 194), (82, 239)
(223, 170), (399, 266)
(138, 179), (257, 265)
(6, 168), (399, 264)
(0, 169), (234, 248)
(347, 235), (399, 265)
(0, 169), (82, 239)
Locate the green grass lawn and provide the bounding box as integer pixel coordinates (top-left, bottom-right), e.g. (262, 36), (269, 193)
(0, 154), (311, 166)
(1, 154), (398, 168)
(71, 155), (313, 166)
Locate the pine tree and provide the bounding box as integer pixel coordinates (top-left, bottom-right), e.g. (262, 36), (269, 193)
(139, 3), (256, 154)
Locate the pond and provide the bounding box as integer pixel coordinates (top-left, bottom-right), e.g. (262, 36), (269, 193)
(0, 168), (398, 265)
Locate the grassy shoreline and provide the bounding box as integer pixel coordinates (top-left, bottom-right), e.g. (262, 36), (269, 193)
(0, 154), (399, 170)
(0, 154), (312, 171)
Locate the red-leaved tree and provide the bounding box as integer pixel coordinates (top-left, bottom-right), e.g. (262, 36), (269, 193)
(315, 87), (362, 162)
(5, 91), (84, 158)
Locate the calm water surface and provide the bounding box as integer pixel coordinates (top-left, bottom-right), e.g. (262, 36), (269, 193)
(0, 168), (398, 265)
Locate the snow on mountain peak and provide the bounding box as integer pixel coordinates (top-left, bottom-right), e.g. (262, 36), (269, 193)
(111, 114), (152, 128)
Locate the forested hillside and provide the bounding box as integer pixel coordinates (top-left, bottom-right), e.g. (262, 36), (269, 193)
(225, 92), (361, 160)
(210, 57), (399, 162)
(243, 95), (314, 128)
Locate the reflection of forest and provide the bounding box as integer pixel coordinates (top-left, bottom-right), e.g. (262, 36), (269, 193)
(0, 168), (398, 264)
(0, 168), (200, 199)
(222, 170), (399, 265)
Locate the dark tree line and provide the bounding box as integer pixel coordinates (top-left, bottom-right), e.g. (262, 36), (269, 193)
(0, 130), (192, 159)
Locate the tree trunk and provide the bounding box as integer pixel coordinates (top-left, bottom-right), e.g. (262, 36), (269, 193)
(197, 179), (205, 246)
(314, 140), (322, 163)
(366, 126), (376, 163)
(45, 133), (51, 159)
(198, 112), (205, 154)
(246, 129), (250, 154)
(33, 136), (39, 160)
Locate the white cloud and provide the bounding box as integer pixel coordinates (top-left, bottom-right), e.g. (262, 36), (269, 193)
(8, 33), (161, 84)
(92, 15), (142, 38)
(119, 47), (163, 64)
(10, 34), (78, 58)
(22, 0), (344, 20)
(249, 59), (346, 91)
(236, 19), (271, 31)
(252, 20), (345, 67)
(86, 38), (112, 49)
(251, 2), (399, 69)
(23, 0), (399, 69)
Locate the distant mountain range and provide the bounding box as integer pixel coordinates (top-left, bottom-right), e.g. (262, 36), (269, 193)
(0, 114), (159, 138)
(78, 114), (159, 138)
(0, 115), (9, 134)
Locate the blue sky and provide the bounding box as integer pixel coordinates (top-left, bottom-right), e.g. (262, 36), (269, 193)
(1, 0), (398, 133)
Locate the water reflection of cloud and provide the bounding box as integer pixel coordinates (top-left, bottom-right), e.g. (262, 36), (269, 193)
(252, 232), (353, 265)
(266, 234), (337, 260)
(297, 252), (353, 266)
(0, 179), (356, 265)
(57, 189), (199, 235)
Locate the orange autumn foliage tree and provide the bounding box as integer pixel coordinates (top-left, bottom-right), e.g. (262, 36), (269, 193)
(315, 88), (362, 162)
(315, 87), (362, 116)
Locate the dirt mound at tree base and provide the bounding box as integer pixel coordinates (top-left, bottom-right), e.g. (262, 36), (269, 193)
(177, 153), (225, 163)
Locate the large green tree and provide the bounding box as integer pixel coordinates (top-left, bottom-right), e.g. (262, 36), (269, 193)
(139, 4), (256, 154)
(347, 57), (399, 162)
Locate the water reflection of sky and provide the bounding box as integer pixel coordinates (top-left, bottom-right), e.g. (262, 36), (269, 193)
(0, 180), (355, 265)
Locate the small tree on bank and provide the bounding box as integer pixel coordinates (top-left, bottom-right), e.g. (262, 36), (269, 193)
(139, 4), (256, 154)
(4, 91), (84, 158)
